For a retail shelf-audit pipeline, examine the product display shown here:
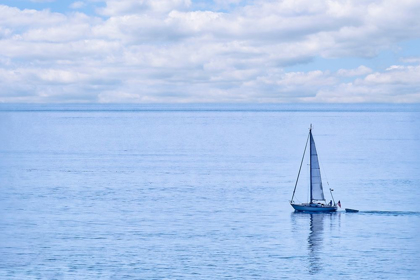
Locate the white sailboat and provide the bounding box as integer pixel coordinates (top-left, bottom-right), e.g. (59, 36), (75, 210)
(290, 125), (338, 212)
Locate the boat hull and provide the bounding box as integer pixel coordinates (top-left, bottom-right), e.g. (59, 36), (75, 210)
(291, 203), (337, 212)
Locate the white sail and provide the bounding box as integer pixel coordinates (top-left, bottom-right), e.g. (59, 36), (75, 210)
(310, 132), (325, 201)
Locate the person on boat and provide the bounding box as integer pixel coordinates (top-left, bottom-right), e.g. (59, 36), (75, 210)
(329, 200), (332, 206)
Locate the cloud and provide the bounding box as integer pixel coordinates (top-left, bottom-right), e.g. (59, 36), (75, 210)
(337, 66), (372, 77)
(366, 65), (420, 85)
(0, 5), (71, 29)
(303, 65), (420, 103)
(400, 57), (420, 64)
(97, 0), (192, 16)
(0, 1), (420, 102)
(70, 1), (86, 9)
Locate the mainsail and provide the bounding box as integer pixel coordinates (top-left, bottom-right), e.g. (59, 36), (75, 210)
(310, 131), (325, 201)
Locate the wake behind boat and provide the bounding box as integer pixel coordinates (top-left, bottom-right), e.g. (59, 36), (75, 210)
(290, 125), (340, 212)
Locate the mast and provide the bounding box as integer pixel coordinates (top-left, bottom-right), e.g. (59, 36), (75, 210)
(309, 124), (313, 204)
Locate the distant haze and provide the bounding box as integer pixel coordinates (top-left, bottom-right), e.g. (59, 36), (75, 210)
(0, 0), (420, 103)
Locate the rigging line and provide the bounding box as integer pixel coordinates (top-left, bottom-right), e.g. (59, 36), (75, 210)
(290, 131), (310, 203)
(319, 154), (328, 185)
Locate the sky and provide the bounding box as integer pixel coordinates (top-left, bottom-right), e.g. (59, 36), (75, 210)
(0, 0), (420, 103)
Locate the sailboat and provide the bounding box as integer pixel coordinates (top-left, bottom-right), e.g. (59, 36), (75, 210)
(290, 125), (338, 212)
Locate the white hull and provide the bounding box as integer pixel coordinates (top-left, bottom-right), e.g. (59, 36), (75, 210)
(291, 203), (337, 212)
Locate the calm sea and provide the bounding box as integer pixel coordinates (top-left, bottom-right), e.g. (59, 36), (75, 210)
(0, 104), (419, 279)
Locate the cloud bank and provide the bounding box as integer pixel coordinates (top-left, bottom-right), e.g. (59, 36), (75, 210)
(1, 0), (420, 103)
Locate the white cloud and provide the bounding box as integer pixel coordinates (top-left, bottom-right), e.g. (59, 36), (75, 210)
(0, 5), (67, 28)
(337, 66), (372, 77)
(70, 1), (86, 9)
(0, 1), (420, 102)
(400, 57), (420, 64)
(365, 65), (420, 84)
(98, 0), (192, 16)
(303, 64), (420, 103)
(386, 65), (405, 71)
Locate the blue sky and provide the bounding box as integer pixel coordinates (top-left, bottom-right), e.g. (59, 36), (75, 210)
(1, 0), (420, 103)
(0, 0), (101, 14)
(0, 0), (252, 14)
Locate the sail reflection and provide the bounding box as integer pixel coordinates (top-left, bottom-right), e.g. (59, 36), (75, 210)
(307, 214), (324, 275)
(291, 212), (339, 275)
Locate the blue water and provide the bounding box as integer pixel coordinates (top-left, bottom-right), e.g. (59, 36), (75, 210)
(0, 104), (419, 279)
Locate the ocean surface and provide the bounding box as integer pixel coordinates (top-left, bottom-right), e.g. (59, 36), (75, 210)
(0, 104), (419, 279)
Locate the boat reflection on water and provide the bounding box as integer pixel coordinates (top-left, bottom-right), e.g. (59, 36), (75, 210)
(291, 212), (341, 275)
(307, 214), (325, 275)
